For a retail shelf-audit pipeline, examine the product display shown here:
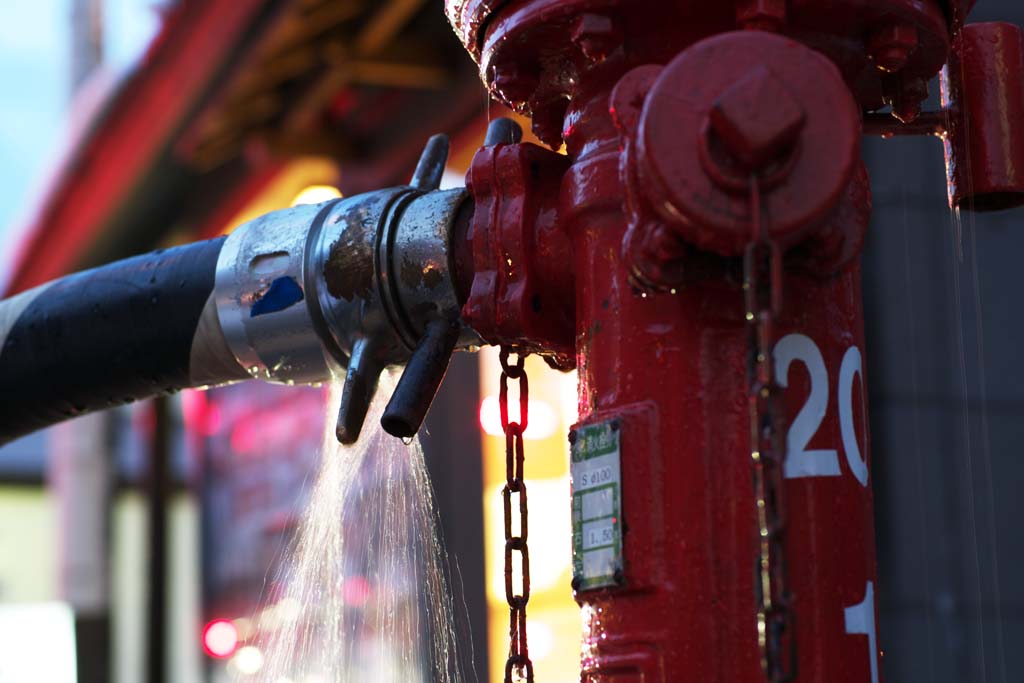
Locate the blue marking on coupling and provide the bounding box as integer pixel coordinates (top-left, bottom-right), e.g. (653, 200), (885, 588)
(250, 276), (304, 317)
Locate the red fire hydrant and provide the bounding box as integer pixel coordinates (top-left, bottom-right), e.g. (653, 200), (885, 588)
(446, 1), (1023, 681)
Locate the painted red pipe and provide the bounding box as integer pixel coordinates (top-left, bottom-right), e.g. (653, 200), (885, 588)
(943, 22), (1024, 211)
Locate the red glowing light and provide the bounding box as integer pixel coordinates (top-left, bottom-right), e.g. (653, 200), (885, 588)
(342, 575), (372, 607)
(202, 619), (239, 659)
(182, 390), (223, 436)
(478, 395), (559, 440)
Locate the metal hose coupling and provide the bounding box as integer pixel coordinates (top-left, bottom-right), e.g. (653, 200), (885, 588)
(214, 134), (478, 443)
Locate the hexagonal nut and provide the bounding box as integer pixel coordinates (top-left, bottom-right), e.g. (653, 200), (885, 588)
(736, 0), (786, 31)
(623, 221), (687, 291)
(709, 65), (806, 171)
(868, 23), (919, 73)
(883, 74), (929, 123)
(571, 13), (621, 62)
(491, 63), (539, 105)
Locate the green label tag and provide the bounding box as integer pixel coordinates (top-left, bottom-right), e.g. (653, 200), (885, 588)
(571, 419), (623, 590)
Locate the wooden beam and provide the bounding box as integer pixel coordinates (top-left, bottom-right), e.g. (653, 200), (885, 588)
(355, 0), (426, 56)
(349, 60), (449, 89)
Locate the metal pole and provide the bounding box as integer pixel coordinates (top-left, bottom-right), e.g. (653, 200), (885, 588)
(70, 0), (103, 92)
(420, 353), (489, 680)
(146, 396), (171, 683)
(49, 412), (114, 683)
(56, 7), (111, 680)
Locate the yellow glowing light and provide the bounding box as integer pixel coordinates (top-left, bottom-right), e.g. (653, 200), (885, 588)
(232, 646), (264, 676)
(291, 185), (342, 206)
(486, 477), (572, 597)
(526, 620), (556, 661)
(479, 345), (581, 683)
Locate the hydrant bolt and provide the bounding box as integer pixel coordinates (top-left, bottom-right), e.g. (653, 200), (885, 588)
(736, 0), (787, 32)
(492, 64), (539, 106)
(571, 13), (621, 63)
(623, 221), (688, 292)
(869, 22), (919, 73)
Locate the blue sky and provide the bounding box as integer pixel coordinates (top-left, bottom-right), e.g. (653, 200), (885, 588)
(0, 0), (160, 284)
(0, 2), (69, 259)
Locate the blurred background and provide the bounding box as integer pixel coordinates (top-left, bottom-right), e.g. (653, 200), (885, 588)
(0, 1), (1020, 682)
(0, 2), (582, 682)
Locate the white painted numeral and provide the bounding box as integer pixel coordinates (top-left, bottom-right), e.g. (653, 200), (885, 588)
(838, 346), (869, 487)
(774, 336), (876, 673)
(844, 581), (879, 683)
(773, 333), (841, 479)
(774, 334), (868, 486)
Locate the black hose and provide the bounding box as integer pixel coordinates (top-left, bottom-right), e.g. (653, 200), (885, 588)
(0, 237), (247, 445)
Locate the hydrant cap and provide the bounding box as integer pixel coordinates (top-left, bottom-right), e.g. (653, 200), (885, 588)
(636, 31), (860, 255)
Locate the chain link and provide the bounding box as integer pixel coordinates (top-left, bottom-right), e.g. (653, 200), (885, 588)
(743, 177), (796, 682)
(499, 348), (534, 683)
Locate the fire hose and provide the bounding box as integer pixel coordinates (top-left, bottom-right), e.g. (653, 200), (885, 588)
(0, 236), (237, 444)
(0, 132), (490, 447)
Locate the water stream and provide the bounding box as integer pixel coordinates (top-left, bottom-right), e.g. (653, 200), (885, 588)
(248, 371), (470, 683)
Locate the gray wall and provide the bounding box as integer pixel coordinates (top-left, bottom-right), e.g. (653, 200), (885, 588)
(864, 3), (1024, 679)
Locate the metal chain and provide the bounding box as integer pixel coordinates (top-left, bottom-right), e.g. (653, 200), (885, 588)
(499, 348), (534, 683)
(743, 176), (796, 682)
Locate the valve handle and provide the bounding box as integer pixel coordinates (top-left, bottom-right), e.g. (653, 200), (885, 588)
(335, 337), (383, 444)
(381, 318), (461, 439)
(410, 134), (450, 191)
(483, 117), (523, 146)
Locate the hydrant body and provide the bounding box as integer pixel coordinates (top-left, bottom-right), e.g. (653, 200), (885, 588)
(446, 0), (968, 680)
(560, 79), (880, 683)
